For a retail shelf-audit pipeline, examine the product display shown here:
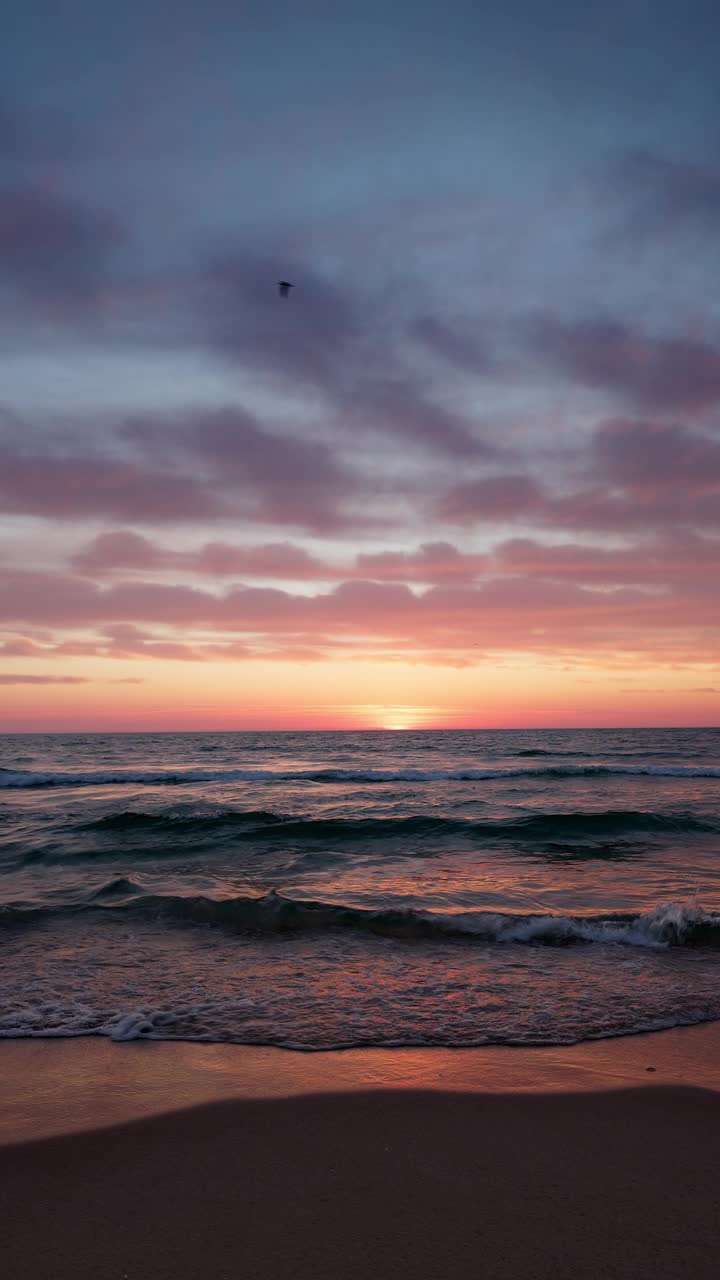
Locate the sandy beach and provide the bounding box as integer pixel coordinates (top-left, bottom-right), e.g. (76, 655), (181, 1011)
(2, 1024), (720, 1279)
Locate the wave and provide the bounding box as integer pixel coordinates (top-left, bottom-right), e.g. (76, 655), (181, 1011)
(75, 806), (717, 842)
(99, 891), (720, 948)
(82, 808), (284, 834)
(2, 762), (720, 789)
(4, 884), (720, 949)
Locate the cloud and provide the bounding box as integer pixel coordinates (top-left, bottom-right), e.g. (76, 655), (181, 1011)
(98, 623), (219, 662)
(614, 149), (720, 235)
(206, 251), (361, 391)
(437, 474), (545, 523)
(69, 533), (488, 592)
(592, 418), (720, 490)
(0, 635), (52, 656)
(439, 420), (720, 533)
(70, 525), (720, 601)
(0, 407), (374, 532)
(1, 561), (718, 669)
(72, 531), (163, 573)
(0, 442), (226, 522)
(619, 686), (667, 693)
(72, 531), (333, 578)
(348, 375), (490, 458)
(355, 542), (489, 582)
(200, 247), (492, 458)
(412, 314), (494, 374)
(165, 408), (361, 531)
(71, 532), (493, 584)
(0, 673), (90, 684)
(495, 530), (720, 587)
(533, 318), (720, 412)
(0, 185), (122, 310)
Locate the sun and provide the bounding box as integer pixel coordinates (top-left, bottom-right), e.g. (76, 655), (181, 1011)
(342, 703), (441, 731)
(375, 705), (430, 731)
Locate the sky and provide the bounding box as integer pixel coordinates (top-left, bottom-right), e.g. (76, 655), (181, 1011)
(1, 0), (719, 730)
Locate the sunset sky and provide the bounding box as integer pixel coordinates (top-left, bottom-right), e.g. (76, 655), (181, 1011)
(1, 0), (719, 730)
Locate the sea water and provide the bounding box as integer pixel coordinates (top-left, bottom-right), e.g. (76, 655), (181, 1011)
(1, 727), (719, 1048)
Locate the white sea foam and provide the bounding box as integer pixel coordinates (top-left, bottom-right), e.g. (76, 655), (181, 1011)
(107, 1000), (256, 1041)
(108, 1010), (177, 1040)
(444, 901), (719, 947)
(1, 906), (719, 1049)
(15, 885), (720, 951)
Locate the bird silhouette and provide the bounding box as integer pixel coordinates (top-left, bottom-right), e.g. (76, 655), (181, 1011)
(277, 280), (294, 298)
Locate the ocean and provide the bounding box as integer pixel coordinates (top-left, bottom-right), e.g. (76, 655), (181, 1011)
(1, 727), (719, 1049)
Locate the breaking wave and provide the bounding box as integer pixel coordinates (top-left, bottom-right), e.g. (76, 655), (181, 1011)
(4, 884), (720, 950)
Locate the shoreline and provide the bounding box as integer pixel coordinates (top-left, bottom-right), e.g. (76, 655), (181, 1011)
(3, 1018), (720, 1145)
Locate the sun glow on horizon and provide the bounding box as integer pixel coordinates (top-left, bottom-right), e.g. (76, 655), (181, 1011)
(357, 705), (446, 731)
(1, 650), (718, 733)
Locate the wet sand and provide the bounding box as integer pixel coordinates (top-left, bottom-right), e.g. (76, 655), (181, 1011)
(2, 1019), (720, 1144)
(2, 1025), (720, 1279)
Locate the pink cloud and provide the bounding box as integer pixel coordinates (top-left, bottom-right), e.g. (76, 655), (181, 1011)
(70, 527), (720, 599)
(196, 542), (328, 578)
(0, 673), (90, 684)
(495, 531), (720, 587)
(440, 421), (720, 533)
(592, 419), (720, 490)
(1, 564), (718, 669)
(437, 474), (545, 523)
(355, 542), (489, 583)
(0, 449), (223, 521)
(71, 531), (159, 573)
(166, 409), (361, 532)
(72, 531), (333, 578)
(72, 532), (492, 584)
(0, 408), (377, 532)
(0, 636), (51, 656)
(535, 318), (720, 412)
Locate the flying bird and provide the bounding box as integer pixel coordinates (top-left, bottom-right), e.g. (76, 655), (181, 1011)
(277, 280), (294, 298)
